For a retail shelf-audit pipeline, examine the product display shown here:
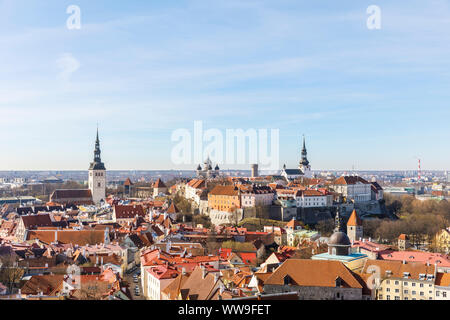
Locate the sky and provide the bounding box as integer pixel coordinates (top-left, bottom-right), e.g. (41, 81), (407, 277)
(0, 0), (449, 171)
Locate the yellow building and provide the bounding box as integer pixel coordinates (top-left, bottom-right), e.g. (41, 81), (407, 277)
(208, 185), (241, 212)
(360, 259), (436, 300)
(434, 228), (450, 253)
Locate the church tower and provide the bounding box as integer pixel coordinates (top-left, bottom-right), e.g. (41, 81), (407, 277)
(88, 128), (106, 205)
(299, 135), (312, 178)
(347, 209), (363, 242)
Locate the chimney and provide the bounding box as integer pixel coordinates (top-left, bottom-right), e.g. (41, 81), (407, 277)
(54, 230), (58, 243)
(402, 260), (406, 264)
(182, 267), (187, 275)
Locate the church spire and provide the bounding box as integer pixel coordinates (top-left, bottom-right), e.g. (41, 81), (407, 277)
(89, 127), (106, 170)
(94, 126), (101, 163)
(299, 134), (309, 166)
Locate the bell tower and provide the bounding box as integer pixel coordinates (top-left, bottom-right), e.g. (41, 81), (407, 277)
(88, 127), (106, 205)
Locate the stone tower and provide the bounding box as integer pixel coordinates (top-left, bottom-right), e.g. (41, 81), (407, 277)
(347, 209), (363, 242)
(88, 128), (106, 205)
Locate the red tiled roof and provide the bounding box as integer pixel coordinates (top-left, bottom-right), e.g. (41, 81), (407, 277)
(153, 178), (167, 188)
(265, 259), (363, 289)
(114, 205), (146, 219)
(22, 214), (53, 229)
(333, 176), (370, 185)
(167, 202), (179, 214)
(347, 209), (362, 226)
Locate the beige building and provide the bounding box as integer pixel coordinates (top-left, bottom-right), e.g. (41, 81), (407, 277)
(360, 259), (436, 300)
(434, 228), (450, 253)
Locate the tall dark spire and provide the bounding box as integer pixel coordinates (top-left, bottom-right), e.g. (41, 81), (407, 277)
(334, 208), (343, 232)
(299, 134), (309, 166)
(89, 127), (106, 170)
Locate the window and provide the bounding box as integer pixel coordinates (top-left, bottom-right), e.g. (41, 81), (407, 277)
(412, 291), (416, 295)
(395, 281), (399, 285)
(412, 283), (416, 287)
(420, 292), (424, 296)
(405, 297), (408, 300)
(436, 291), (440, 297)
(395, 289), (399, 293)
(404, 282), (408, 286)
(395, 296), (400, 300)
(420, 284), (424, 288)
(386, 295), (390, 300)
(404, 290), (408, 294)
(443, 292), (447, 298)
(386, 288), (390, 292)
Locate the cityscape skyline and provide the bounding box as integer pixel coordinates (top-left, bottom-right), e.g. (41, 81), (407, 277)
(1, 1), (449, 170)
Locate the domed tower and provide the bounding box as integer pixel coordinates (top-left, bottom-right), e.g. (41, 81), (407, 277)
(88, 127), (106, 205)
(327, 208), (351, 256)
(214, 164), (220, 177)
(196, 164), (202, 177)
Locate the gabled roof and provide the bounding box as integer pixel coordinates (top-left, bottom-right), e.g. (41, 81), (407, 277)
(187, 179), (206, 189)
(167, 202), (179, 214)
(180, 266), (222, 300)
(21, 275), (65, 295)
(333, 176), (370, 185)
(436, 273), (450, 287)
(347, 210), (362, 226)
(264, 259), (362, 289)
(283, 169), (303, 175)
(21, 214), (53, 229)
(285, 218), (301, 229)
(26, 230), (107, 246)
(161, 273), (189, 299)
(209, 185), (239, 196)
(114, 205), (146, 219)
(361, 259), (436, 280)
(153, 178), (167, 188)
(51, 189), (93, 199)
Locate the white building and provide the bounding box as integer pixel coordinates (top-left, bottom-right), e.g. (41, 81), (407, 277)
(144, 265), (179, 300)
(240, 185), (275, 208)
(332, 176), (371, 203)
(185, 179), (206, 205)
(295, 189), (329, 208)
(88, 129), (106, 205)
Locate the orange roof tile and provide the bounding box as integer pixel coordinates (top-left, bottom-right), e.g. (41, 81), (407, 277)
(347, 209), (362, 226)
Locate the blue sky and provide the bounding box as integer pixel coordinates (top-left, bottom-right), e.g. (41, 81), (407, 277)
(0, 0), (449, 171)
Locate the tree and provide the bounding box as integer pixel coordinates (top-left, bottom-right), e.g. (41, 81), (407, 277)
(315, 219), (334, 236)
(0, 254), (23, 294)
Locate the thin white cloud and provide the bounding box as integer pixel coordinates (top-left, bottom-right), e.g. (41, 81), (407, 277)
(56, 53), (80, 81)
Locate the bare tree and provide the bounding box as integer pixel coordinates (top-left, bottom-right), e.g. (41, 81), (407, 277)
(0, 254), (23, 294)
